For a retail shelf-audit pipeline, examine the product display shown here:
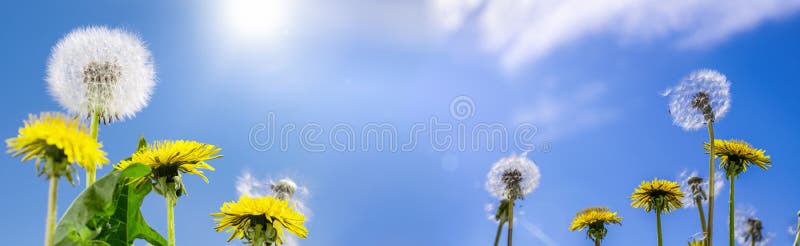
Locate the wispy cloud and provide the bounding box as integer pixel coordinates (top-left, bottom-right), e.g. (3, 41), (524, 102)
(512, 82), (617, 141)
(429, 0), (800, 71)
(520, 219), (559, 246)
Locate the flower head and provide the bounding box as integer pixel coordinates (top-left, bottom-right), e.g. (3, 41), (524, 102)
(47, 26), (155, 122)
(705, 139), (771, 178)
(271, 178), (297, 201)
(6, 112), (108, 183)
(486, 152), (540, 200)
(663, 69), (731, 131)
(631, 178), (684, 213)
(569, 206), (622, 241)
(212, 195), (308, 245)
(116, 140), (221, 199)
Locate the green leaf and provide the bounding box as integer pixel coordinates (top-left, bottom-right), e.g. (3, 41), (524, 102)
(54, 163), (165, 246)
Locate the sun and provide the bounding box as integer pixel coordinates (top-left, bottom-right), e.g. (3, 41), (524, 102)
(220, 0), (290, 43)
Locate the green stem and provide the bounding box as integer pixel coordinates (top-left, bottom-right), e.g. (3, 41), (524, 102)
(166, 196), (176, 246)
(493, 220), (504, 246)
(729, 177), (735, 246)
(656, 211), (663, 246)
(44, 176), (58, 246)
(507, 199), (514, 246)
(707, 120), (716, 246)
(696, 197), (707, 235)
(595, 238), (601, 246)
(794, 215), (800, 246)
(86, 111), (100, 188)
(750, 238), (754, 246)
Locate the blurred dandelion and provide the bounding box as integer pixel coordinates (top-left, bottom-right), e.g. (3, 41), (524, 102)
(664, 69), (732, 245)
(569, 206), (622, 246)
(47, 26), (155, 186)
(212, 195), (308, 245)
(705, 139), (772, 245)
(631, 178), (684, 246)
(116, 140), (221, 246)
(734, 208), (773, 246)
(236, 172), (312, 222)
(6, 112), (108, 246)
(486, 152), (540, 246)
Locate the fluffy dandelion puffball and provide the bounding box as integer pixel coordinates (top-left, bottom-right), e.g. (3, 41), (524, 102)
(116, 140), (221, 196)
(271, 178), (297, 200)
(486, 152), (540, 200)
(47, 26), (155, 122)
(631, 178), (684, 213)
(705, 139), (771, 177)
(663, 69), (731, 131)
(569, 206), (622, 237)
(6, 112), (108, 181)
(735, 209), (770, 245)
(212, 195), (308, 245)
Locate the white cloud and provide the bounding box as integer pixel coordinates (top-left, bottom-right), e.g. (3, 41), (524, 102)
(520, 219), (558, 246)
(429, 0), (800, 71)
(512, 82), (617, 141)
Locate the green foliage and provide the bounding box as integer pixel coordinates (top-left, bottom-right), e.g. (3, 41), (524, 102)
(54, 137), (165, 246)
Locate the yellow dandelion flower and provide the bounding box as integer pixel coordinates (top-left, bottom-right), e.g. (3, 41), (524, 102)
(212, 195), (308, 245)
(688, 239), (707, 246)
(569, 206), (622, 243)
(631, 178), (684, 213)
(116, 140), (221, 197)
(705, 139), (771, 177)
(6, 112), (108, 181)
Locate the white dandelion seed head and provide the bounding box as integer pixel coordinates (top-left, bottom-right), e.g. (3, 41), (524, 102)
(734, 206), (773, 246)
(486, 152), (540, 200)
(47, 26), (155, 122)
(678, 169), (724, 208)
(271, 178), (298, 200)
(663, 69), (731, 131)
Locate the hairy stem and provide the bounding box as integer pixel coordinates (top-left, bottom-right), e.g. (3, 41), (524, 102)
(86, 111), (100, 187)
(166, 196), (176, 246)
(508, 199), (514, 246)
(656, 211), (663, 246)
(44, 176), (58, 246)
(707, 120), (716, 246)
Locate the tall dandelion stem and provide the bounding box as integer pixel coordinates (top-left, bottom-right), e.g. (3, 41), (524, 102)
(86, 111), (100, 187)
(707, 120), (716, 246)
(696, 197), (707, 234)
(493, 221), (504, 246)
(507, 199), (514, 246)
(793, 214), (799, 246)
(166, 196), (176, 246)
(728, 177), (735, 246)
(595, 238), (601, 246)
(45, 175), (58, 246)
(656, 211), (663, 246)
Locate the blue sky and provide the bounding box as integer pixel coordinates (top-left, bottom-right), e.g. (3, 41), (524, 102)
(1, 0), (800, 245)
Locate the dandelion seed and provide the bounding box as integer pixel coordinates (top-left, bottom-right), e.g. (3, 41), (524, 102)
(486, 152), (540, 200)
(47, 26), (155, 122)
(663, 69), (731, 131)
(271, 178), (297, 201)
